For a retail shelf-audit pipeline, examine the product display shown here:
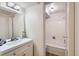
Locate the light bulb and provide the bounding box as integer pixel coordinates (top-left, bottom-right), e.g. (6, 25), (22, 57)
(14, 5), (20, 10)
(7, 2), (15, 7)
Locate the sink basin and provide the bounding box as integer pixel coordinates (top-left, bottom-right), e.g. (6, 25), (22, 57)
(4, 38), (32, 46)
(0, 39), (22, 51)
(0, 38), (33, 55)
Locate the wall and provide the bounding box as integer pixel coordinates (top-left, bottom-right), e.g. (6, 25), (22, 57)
(25, 3), (45, 56)
(45, 11), (66, 48)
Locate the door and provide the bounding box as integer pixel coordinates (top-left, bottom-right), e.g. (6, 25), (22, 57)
(45, 2), (67, 56)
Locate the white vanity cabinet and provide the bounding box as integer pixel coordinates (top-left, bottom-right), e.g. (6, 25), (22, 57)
(2, 41), (33, 56)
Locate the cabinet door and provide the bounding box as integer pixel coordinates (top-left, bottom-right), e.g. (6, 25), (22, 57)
(17, 43), (33, 56)
(15, 42), (33, 56)
(3, 51), (16, 56)
(23, 47), (33, 56)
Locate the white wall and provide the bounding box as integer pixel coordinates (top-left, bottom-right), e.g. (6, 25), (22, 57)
(45, 3), (66, 48)
(45, 11), (66, 48)
(25, 3), (45, 56)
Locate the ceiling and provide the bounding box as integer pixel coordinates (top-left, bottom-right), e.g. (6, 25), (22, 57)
(15, 2), (38, 8)
(45, 2), (67, 19)
(46, 2), (66, 14)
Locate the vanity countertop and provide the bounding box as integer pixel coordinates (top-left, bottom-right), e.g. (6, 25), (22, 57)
(0, 38), (33, 55)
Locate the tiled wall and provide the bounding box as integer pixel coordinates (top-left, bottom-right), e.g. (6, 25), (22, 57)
(45, 3), (66, 48)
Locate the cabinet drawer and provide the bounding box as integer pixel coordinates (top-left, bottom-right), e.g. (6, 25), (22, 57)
(3, 51), (14, 56)
(2, 50), (20, 56)
(14, 41), (33, 55)
(24, 47), (33, 56)
(15, 43), (33, 56)
(18, 47), (33, 56)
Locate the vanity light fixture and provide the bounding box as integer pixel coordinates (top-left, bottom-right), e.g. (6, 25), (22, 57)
(6, 2), (15, 8)
(14, 5), (20, 11)
(6, 2), (20, 11)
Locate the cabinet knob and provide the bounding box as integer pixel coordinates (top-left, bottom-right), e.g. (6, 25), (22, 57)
(23, 53), (26, 56)
(28, 45), (30, 47)
(13, 53), (16, 56)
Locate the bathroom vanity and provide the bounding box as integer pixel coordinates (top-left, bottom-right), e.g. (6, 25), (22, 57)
(0, 38), (33, 56)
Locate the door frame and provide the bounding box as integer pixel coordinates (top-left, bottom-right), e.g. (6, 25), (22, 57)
(43, 2), (75, 56)
(66, 2), (75, 56)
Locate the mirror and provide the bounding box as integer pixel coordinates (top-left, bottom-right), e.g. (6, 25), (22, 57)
(0, 2), (26, 40)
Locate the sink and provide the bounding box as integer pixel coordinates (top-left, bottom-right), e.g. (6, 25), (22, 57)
(0, 38), (32, 54)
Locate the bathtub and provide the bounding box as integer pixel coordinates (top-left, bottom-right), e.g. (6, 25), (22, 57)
(46, 43), (66, 56)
